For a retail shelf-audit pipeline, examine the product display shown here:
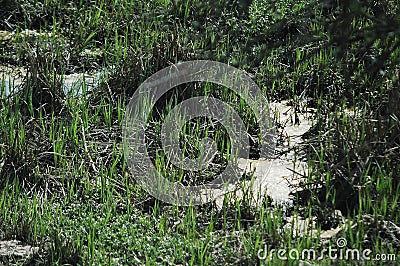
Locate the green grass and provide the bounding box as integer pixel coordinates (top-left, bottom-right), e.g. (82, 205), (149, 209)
(0, 0), (399, 264)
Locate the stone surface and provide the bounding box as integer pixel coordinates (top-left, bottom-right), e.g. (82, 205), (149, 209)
(215, 100), (313, 208)
(282, 210), (345, 239)
(1, 65), (105, 96)
(0, 240), (39, 264)
(0, 31), (13, 46)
